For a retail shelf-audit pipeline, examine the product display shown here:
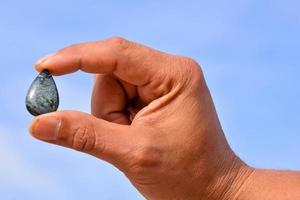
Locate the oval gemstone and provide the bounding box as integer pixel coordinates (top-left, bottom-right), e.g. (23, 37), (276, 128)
(26, 70), (59, 116)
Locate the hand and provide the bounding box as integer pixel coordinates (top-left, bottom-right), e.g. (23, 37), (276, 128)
(30, 37), (253, 200)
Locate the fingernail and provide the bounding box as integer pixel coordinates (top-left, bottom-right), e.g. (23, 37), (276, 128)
(29, 116), (61, 141)
(35, 52), (56, 65)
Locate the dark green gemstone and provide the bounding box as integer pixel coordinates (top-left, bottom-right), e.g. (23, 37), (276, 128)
(26, 70), (59, 116)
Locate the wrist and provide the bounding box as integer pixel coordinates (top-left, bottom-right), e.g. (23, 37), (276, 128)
(205, 151), (254, 200)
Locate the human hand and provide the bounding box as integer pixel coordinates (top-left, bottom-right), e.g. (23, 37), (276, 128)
(29, 37), (253, 200)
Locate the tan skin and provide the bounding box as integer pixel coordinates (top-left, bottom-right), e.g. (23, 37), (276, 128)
(29, 37), (300, 200)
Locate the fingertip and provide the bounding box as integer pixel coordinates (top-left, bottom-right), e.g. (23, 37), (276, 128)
(28, 118), (36, 135)
(35, 52), (56, 67)
(28, 113), (61, 141)
(34, 53), (57, 74)
(28, 112), (59, 135)
(35, 52), (80, 76)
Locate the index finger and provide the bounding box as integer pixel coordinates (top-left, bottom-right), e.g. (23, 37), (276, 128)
(35, 37), (171, 86)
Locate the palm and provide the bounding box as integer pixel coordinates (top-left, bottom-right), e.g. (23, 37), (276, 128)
(91, 73), (169, 125)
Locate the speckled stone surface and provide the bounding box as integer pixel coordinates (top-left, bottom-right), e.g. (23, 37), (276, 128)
(26, 70), (59, 116)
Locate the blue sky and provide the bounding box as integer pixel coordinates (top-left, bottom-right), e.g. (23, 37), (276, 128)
(0, 0), (299, 199)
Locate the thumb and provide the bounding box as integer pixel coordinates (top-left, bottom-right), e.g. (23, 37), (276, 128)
(29, 110), (132, 166)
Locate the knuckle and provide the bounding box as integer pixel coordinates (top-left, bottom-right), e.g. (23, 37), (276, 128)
(177, 56), (205, 87)
(127, 143), (163, 176)
(105, 36), (130, 51)
(72, 126), (96, 152)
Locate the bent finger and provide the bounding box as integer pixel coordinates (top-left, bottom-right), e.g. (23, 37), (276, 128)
(91, 74), (133, 125)
(35, 37), (171, 86)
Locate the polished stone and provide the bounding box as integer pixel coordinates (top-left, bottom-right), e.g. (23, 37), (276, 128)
(26, 70), (59, 116)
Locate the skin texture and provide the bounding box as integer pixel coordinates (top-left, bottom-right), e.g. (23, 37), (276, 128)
(30, 37), (300, 200)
